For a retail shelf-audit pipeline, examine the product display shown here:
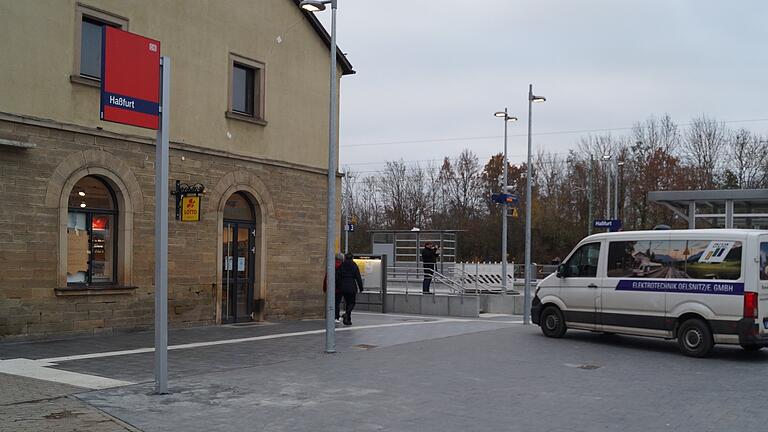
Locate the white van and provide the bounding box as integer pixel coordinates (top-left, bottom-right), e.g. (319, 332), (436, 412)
(531, 229), (768, 357)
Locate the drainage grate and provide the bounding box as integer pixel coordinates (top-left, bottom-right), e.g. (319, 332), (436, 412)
(352, 344), (378, 350)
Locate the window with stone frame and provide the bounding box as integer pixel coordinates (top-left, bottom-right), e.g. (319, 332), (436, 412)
(72, 4), (128, 84)
(227, 54), (266, 125)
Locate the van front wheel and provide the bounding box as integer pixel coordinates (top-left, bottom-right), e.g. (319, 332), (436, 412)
(677, 319), (714, 358)
(540, 306), (567, 338)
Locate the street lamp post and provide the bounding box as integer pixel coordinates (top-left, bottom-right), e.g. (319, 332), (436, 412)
(494, 109), (518, 296)
(603, 154), (611, 219)
(614, 159), (624, 220)
(588, 155), (594, 235)
(300, 0), (338, 353)
(524, 84), (545, 325)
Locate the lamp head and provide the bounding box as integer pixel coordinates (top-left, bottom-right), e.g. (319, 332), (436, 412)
(300, 0), (327, 11)
(494, 112), (518, 122)
(531, 95), (546, 103)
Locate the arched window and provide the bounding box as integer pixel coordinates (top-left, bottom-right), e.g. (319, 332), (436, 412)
(67, 176), (118, 285)
(224, 192), (255, 221)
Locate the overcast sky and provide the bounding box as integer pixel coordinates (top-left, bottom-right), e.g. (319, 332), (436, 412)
(316, 0), (768, 175)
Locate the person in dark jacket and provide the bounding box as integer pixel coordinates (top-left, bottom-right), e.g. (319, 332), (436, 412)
(421, 242), (439, 294)
(323, 253), (345, 322)
(337, 252), (363, 325)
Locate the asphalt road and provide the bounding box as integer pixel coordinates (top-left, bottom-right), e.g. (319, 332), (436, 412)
(3, 313), (768, 431)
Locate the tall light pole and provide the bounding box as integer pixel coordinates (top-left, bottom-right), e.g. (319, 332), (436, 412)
(494, 109), (518, 296)
(524, 84), (545, 325)
(614, 159), (624, 221)
(588, 155), (594, 235)
(300, 0), (338, 353)
(602, 154), (611, 219)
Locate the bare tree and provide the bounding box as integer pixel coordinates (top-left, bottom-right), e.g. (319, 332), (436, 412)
(682, 115), (729, 189)
(534, 149), (565, 199)
(727, 128), (765, 189)
(377, 161), (432, 229)
(445, 150), (484, 221)
(632, 113), (681, 156)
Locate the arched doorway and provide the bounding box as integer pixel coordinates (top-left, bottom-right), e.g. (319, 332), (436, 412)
(222, 192), (261, 323)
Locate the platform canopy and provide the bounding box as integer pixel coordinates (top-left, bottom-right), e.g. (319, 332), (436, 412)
(648, 189), (768, 229)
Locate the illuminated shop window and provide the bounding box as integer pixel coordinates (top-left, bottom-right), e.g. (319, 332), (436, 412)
(67, 176), (117, 285)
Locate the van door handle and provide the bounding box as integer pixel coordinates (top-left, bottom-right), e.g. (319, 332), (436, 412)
(588, 284), (598, 288)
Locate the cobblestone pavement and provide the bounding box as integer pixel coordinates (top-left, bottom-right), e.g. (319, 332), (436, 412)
(0, 313), (517, 431)
(77, 326), (768, 432)
(0, 373), (138, 431)
(5, 312), (766, 431)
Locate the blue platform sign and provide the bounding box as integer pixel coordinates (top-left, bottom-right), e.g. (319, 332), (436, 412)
(492, 193), (519, 205)
(594, 219), (622, 232)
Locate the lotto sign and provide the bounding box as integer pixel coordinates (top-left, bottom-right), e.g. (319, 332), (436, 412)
(100, 26), (161, 129)
(181, 196), (201, 222)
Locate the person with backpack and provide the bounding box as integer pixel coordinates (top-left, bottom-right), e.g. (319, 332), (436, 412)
(337, 252), (363, 325)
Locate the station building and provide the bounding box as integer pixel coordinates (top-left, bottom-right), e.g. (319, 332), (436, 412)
(0, 0), (354, 339)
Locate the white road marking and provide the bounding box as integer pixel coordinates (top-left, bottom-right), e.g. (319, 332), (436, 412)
(40, 317), (523, 363)
(0, 317), (522, 390)
(0, 358), (134, 389)
(40, 318), (496, 363)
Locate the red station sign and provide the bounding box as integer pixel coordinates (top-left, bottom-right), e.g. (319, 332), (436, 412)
(100, 26), (161, 129)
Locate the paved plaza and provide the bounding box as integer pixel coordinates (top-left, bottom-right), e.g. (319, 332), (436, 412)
(2, 312), (768, 431)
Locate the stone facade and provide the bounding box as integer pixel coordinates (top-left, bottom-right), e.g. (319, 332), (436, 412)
(0, 116), (331, 340)
(0, 0), (352, 339)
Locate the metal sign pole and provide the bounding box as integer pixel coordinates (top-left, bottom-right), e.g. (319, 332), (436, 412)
(154, 56), (170, 394)
(324, 0), (338, 354)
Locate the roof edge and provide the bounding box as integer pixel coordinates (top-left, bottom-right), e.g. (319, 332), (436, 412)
(293, 0), (355, 75)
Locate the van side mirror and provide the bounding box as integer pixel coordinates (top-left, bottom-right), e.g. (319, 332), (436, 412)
(556, 264), (568, 278)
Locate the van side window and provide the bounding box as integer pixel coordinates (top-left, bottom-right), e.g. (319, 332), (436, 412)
(672, 240), (742, 280)
(564, 242), (600, 278)
(607, 240), (669, 278)
(761, 243), (768, 281)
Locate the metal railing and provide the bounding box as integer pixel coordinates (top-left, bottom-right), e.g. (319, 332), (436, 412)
(387, 265), (468, 296)
(385, 262), (557, 297)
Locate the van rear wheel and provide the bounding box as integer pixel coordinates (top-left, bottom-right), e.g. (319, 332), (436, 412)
(677, 319), (714, 358)
(540, 306), (566, 338)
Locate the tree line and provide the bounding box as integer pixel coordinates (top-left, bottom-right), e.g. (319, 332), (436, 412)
(342, 114), (768, 263)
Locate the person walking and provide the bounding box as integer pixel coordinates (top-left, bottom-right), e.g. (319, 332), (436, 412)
(323, 253), (344, 322)
(421, 242), (439, 294)
(337, 252), (363, 325)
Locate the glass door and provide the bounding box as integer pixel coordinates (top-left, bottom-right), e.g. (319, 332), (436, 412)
(222, 221), (255, 323)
